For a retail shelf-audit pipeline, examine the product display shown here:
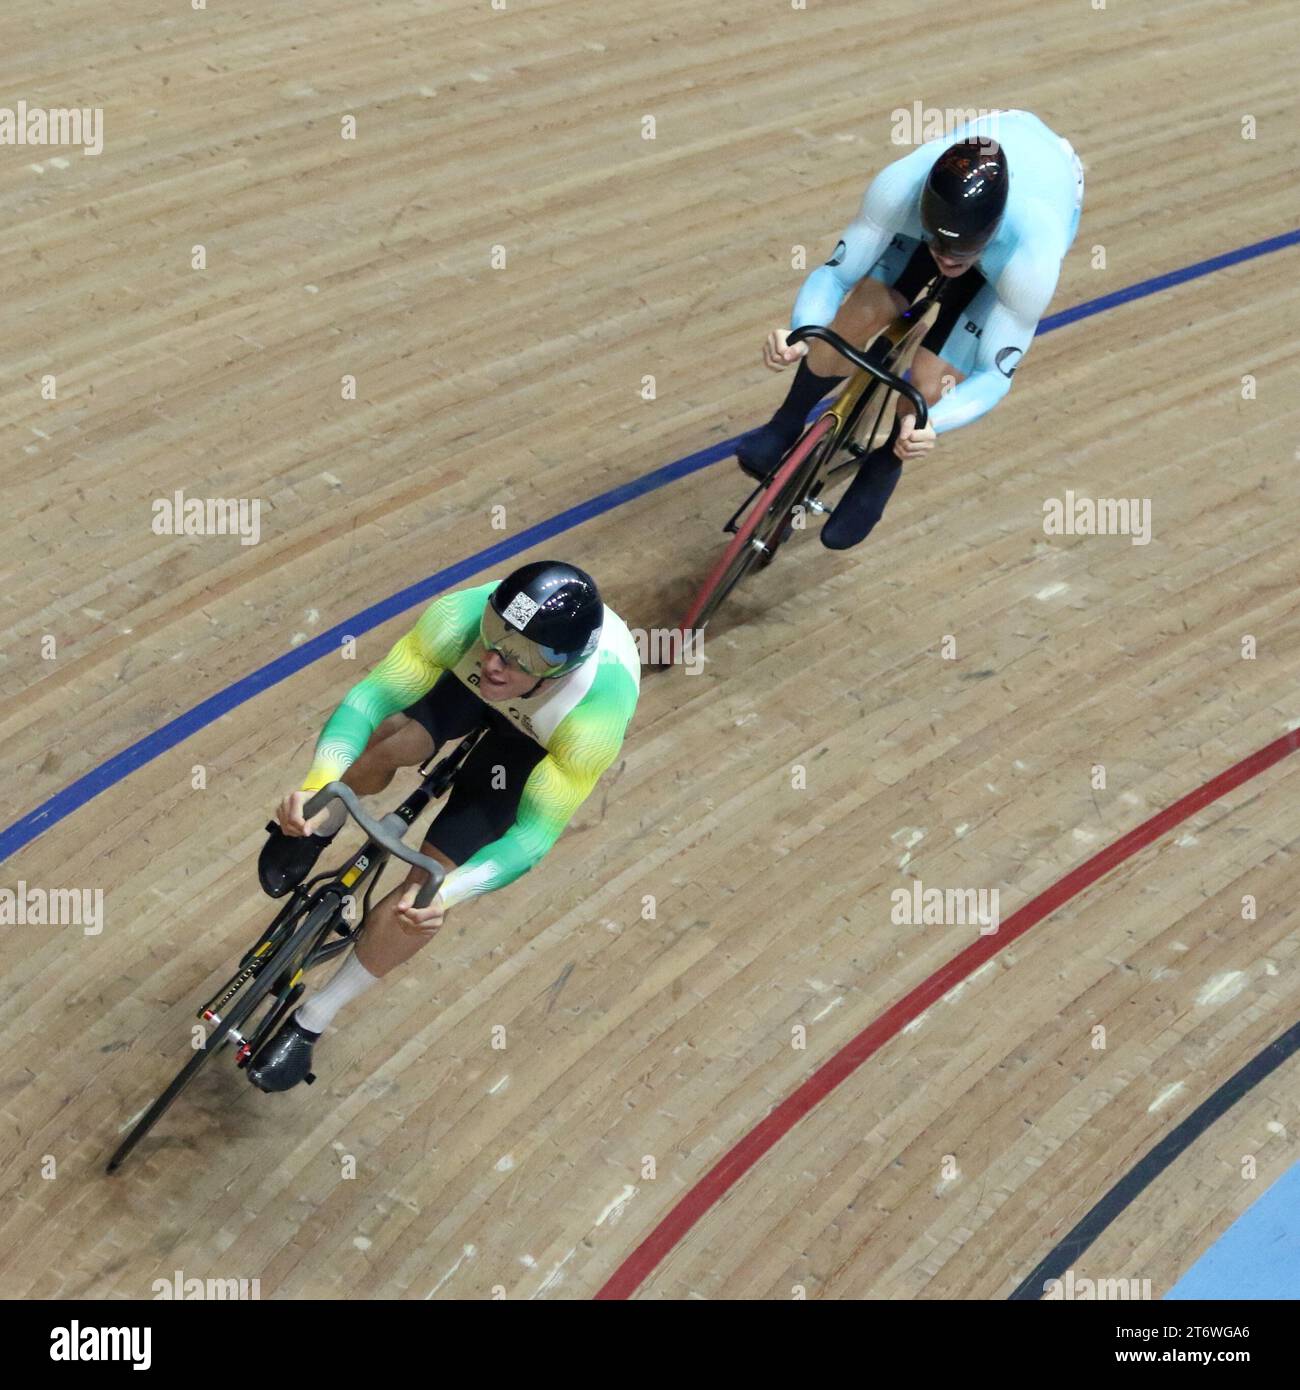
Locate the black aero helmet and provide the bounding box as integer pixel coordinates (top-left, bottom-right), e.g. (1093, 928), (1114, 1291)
(920, 136), (1008, 258)
(481, 561), (603, 677)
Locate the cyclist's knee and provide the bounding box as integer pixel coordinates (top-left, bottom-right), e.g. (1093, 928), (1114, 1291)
(835, 277), (902, 333)
(387, 851), (456, 902)
(352, 741), (393, 779)
(356, 718), (425, 777)
(367, 714), (407, 749)
(910, 350), (963, 406)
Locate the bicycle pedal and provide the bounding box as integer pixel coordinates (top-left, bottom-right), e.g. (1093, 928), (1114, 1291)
(304, 1072), (316, 1086)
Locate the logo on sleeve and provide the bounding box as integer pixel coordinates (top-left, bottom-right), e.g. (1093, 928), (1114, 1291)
(995, 346), (1023, 378)
(825, 240), (847, 267)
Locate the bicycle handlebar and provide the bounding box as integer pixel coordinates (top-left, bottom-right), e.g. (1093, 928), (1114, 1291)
(787, 324), (929, 429)
(302, 782), (445, 909)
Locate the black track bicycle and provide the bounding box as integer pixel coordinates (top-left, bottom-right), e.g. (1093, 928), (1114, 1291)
(106, 725), (486, 1174)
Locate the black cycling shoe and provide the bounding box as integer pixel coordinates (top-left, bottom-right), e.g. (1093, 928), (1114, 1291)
(736, 420), (801, 482)
(820, 457), (903, 551)
(247, 1012), (319, 1092)
(258, 822), (334, 898)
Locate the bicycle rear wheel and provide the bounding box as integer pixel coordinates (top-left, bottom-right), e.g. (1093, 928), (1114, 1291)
(677, 413), (837, 636)
(106, 896), (339, 1173)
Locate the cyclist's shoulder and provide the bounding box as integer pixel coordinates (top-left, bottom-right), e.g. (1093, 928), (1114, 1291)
(588, 607), (642, 701)
(981, 229), (1061, 323)
(551, 608), (641, 731)
(965, 108), (1069, 154)
(411, 581), (497, 656)
(411, 580), (494, 636)
(864, 141), (932, 214)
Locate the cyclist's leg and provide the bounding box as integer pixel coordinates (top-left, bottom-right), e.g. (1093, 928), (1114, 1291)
(354, 725), (545, 978)
(739, 239), (923, 478)
(259, 713), (435, 896)
(247, 842), (456, 1090)
(821, 260), (984, 550)
(349, 846), (459, 977)
(820, 350), (965, 550)
(309, 673), (486, 882)
(739, 279), (907, 480)
(250, 723), (545, 1088)
(266, 674), (469, 867)
(338, 715), (434, 799)
(906, 347), (966, 407)
(805, 277), (907, 377)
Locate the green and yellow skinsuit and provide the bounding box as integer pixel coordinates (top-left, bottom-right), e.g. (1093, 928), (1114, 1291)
(300, 581), (641, 909)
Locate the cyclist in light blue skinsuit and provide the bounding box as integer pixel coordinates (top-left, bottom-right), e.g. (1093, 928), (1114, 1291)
(738, 109), (1085, 550)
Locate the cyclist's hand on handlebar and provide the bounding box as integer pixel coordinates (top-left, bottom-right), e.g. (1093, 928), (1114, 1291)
(276, 790), (326, 838)
(763, 328), (808, 372)
(894, 414), (937, 463)
(395, 881), (446, 937)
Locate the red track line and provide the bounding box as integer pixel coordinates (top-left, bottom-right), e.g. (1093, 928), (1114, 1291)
(594, 727), (1300, 1299)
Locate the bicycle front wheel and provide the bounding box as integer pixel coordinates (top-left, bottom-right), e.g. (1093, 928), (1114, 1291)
(106, 896), (339, 1173)
(677, 413), (838, 636)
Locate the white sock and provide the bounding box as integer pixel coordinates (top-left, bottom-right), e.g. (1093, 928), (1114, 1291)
(297, 952), (378, 1033)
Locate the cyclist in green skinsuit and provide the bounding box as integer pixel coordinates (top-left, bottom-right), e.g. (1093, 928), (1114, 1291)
(248, 561), (640, 1092)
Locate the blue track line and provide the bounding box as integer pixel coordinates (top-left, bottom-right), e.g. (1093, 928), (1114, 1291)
(3, 229), (1298, 865)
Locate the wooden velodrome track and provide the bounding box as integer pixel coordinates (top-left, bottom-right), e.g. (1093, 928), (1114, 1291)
(2, 0), (1298, 1300)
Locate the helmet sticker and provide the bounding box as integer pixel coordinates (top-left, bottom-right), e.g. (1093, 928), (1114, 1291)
(501, 591), (540, 630)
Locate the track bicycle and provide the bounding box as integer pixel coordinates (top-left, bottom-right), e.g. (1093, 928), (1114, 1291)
(673, 286), (943, 638)
(106, 724), (486, 1173)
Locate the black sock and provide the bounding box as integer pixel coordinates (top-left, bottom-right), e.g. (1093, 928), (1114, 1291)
(770, 358), (845, 435)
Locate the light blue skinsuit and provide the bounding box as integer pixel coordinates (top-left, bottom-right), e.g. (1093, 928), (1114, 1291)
(791, 110), (1085, 433)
